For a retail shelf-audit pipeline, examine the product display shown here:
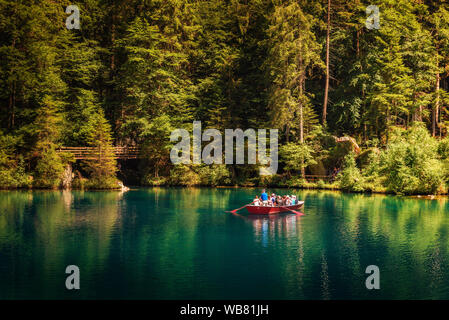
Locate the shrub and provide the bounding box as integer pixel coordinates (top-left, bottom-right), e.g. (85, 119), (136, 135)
(72, 174), (87, 189)
(169, 165), (201, 186)
(285, 176), (307, 188)
(437, 137), (449, 158)
(337, 153), (365, 192)
(0, 156), (29, 188)
(438, 137), (449, 187)
(84, 176), (119, 189)
(257, 174), (285, 187)
(378, 124), (445, 194)
(33, 148), (66, 189)
(197, 164), (231, 186)
(316, 180), (326, 189)
(0, 134), (30, 189)
(279, 142), (317, 176)
(141, 174), (168, 186)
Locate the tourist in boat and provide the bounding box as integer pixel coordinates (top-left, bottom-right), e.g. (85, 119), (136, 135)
(276, 195), (283, 206)
(291, 195), (296, 205)
(253, 195), (261, 206)
(271, 193), (276, 206)
(260, 189), (269, 206)
(285, 196), (291, 206)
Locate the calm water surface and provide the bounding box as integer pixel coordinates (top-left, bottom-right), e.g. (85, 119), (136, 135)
(0, 188), (449, 299)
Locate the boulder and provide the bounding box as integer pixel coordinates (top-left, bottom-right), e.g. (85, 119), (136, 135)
(61, 164), (74, 189)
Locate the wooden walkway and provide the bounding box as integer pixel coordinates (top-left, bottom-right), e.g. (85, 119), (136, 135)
(304, 175), (333, 182)
(57, 146), (140, 160)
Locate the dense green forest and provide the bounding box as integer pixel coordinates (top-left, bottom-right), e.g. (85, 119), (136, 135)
(2, 0), (449, 194)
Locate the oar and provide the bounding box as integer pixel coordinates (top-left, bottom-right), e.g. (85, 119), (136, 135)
(231, 210), (246, 220)
(226, 201), (254, 213)
(280, 206), (305, 216)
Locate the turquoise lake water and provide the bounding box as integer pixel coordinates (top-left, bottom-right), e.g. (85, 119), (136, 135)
(0, 188), (449, 299)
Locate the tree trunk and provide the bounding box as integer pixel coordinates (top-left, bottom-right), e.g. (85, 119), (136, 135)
(300, 105), (305, 179)
(300, 75), (305, 179)
(322, 0), (331, 125)
(99, 143), (102, 177)
(299, 73), (304, 145)
(8, 82), (15, 129)
(386, 104), (391, 144)
(434, 71), (440, 137)
(111, 14), (115, 72)
(9, 33), (16, 129)
(299, 102), (304, 144)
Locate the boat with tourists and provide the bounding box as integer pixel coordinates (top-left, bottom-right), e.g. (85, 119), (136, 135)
(245, 201), (304, 215)
(226, 189), (305, 216)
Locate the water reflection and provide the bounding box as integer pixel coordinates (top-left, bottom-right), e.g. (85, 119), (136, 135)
(1, 189), (449, 299)
(0, 190), (123, 299)
(246, 213), (303, 247)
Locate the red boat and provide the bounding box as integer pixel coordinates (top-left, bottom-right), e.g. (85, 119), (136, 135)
(245, 201), (304, 215)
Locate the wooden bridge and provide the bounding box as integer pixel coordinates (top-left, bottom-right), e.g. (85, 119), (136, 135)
(57, 146), (140, 160)
(304, 174), (333, 182)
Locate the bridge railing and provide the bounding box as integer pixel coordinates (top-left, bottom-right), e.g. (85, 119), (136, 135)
(304, 175), (333, 182)
(57, 146), (140, 160)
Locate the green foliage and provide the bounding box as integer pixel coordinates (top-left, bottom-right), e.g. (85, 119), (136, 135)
(2, 0), (449, 194)
(168, 164), (231, 187)
(33, 147), (65, 189)
(84, 110), (118, 187)
(169, 165), (201, 187)
(357, 147), (380, 169)
(438, 138), (449, 186)
(279, 142), (317, 174)
(284, 176), (306, 188)
(361, 151), (383, 188)
(71, 173), (87, 190)
(116, 13), (195, 125)
(61, 39), (103, 146)
(438, 137), (449, 158)
(84, 177), (120, 190)
(257, 174), (286, 188)
(265, 0), (323, 142)
(141, 175), (168, 187)
(337, 153), (365, 192)
(196, 164), (231, 186)
(0, 133), (29, 188)
(377, 124), (445, 194)
(30, 96), (68, 189)
(134, 114), (176, 180)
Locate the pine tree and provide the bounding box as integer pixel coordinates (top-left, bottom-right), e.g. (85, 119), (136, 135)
(32, 96), (67, 188)
(317, 0), (364, 136)
(85, 110), (117, 188)
(365, 0), (414, 139)
(116, 1), (198, 134)
(60, 36), (103, 146)
(426, 5), (449, 136)
(138, 114), (175, 181)
(265, 0), (324, 144)
(0, 0), (74, 188)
